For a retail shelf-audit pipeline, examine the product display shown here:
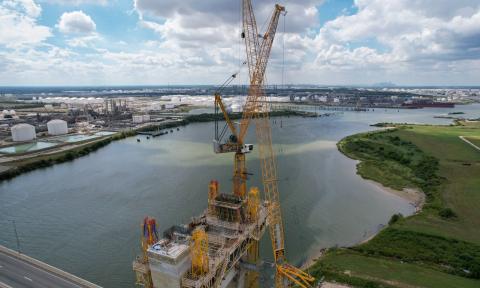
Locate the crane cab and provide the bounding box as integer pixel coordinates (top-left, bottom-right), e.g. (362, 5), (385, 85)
(241, 144), (253, 153)
(213, 140), (253, 154)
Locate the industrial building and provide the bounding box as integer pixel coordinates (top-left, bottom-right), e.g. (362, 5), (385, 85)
(11, 123), (36, 142)
(47, 119), (68, 135)
(1, 110), (17, 120)
(133, 115), (151, 124)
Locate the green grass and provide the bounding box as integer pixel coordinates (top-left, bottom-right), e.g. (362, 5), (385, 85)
(311, 250), (480, 288)
(465, 136), (480, 149)
(314, 123), (480, 287)
(338, 129), (441, 203)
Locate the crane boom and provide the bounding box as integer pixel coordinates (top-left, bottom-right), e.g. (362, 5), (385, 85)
(241, 1), (315, 287)
(238, 4), (283, 144)
(242, 0), (260, 82)
(241, 0), (284, 256)
(212, 1), (315, 286)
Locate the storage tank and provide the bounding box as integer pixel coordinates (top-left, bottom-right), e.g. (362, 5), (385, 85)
(11, 124), (36, 142)
(47, 119), (68, 135)
(230, 103), (242, 113)
(132, 115), (144, 124)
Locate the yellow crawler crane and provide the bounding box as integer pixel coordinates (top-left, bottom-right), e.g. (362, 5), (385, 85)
(213, 1), (316, 287)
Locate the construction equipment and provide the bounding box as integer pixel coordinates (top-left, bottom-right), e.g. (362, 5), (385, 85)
(133, 217), (159, 288)
(190, 228), (209, 277)
(132, 1), (315, 287)
(213, 1), (315, 287)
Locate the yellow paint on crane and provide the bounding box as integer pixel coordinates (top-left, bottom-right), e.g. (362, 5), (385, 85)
(247, 187), (260, 221)
(190, 228), (209, 276)
(208, 180), (218, 215)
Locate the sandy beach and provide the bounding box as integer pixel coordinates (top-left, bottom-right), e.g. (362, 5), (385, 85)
(367, 179), (425, 212)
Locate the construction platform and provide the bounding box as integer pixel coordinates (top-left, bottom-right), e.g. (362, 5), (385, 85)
(133, 186), (268, 288)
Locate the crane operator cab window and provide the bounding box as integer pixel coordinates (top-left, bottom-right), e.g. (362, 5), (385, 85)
(242, 144), (253, 153)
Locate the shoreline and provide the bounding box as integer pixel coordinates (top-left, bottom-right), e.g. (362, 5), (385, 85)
(0, 110), (320, 182)
(366, 179), (425, 213)
(302, 176), (425, 271)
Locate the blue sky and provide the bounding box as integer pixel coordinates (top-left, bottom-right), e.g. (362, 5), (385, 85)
(0, 0), (479, 86)
(318, 0), (356, 26)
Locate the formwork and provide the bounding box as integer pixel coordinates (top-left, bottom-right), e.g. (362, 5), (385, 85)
(134, 188), (268, 288)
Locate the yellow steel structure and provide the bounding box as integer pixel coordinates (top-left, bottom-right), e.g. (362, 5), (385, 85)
(134, 235), (154, 288)
(208, 180), (219, 215)
(190, 228), (209, 277)
(246, 188), (261, 288)
(133, 217), (159, 288)
(247, 187), (260, 221)
(212, 1), (316, 287)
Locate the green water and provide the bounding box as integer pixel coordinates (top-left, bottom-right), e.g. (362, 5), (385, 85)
(0, 142), (58, 154)
(1, 104), (480, 287)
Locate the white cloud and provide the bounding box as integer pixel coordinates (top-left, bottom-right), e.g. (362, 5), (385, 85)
(3, 0), (42, 17)
(0, 0), (51, 47)
(57, 10), (96, 34)
(1, 0), (479, 86)
(283, 0), (480, 85)
(314, 0), (480, 63)
(42, 0), (109, 5)
(66, 33), (101, 47)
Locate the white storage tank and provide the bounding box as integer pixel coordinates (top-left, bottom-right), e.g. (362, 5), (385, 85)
(230, 103), (242, 113)
(142, 115), (151, 122)
(132, 115), (144, 124)
(47, 119), (68, 135)
(11, 124), (36, 142)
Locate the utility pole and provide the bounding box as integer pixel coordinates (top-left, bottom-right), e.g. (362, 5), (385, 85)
(11, 220), (21, 253)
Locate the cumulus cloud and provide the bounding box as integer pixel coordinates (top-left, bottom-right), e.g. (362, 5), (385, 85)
(0, 0), (51, 47)
(3, 0), (42, 17)
(264, 0), (480, 85)
(42, 0), (109, 5)
(66, 34), (101, 48)
(57, 10), (96, 34)
(131, 0), (323, 85)
(134, 0), (319, 34)
(1, 0), (479, 85)
(313, 0), (480, 64)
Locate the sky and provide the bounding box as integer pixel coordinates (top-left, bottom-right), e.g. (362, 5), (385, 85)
(0, 0), (479, 86)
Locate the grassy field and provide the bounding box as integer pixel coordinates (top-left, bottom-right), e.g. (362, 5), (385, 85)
(311, 122), (480, 287)
(312, 250), (480, 288)
(464, 136), (480, 149)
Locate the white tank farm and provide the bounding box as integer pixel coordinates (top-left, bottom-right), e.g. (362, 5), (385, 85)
(132, 115), (143, 124)
(47, 119), (68, 135)
(11, 124), (36, 142)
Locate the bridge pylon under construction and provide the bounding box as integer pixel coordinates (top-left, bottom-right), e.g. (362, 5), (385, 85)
(133, 180), (267, 288)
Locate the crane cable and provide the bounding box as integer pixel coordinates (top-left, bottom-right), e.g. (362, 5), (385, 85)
(282, 9), (286, 88)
